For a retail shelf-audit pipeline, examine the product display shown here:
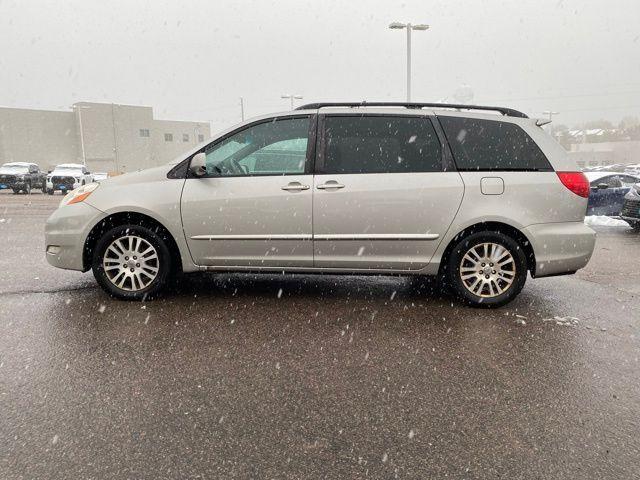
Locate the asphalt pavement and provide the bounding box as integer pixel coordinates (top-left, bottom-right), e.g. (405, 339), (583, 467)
(1, 191), (639, 479)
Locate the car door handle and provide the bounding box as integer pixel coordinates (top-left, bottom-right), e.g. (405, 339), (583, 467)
(281, 182), (310, 191)
(316, 181), (345, 190)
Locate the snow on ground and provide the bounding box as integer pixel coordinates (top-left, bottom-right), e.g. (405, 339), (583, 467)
(584, 216), (630, 227)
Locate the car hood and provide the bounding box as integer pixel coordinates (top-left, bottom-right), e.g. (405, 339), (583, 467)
(92, 165), (172, 188)
(0, 168), (27, 175)
(50, 170), (83, 176)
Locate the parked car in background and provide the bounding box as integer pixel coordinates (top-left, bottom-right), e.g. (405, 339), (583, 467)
(46, 163), (93, 194)
(621, 183), (640, 232)
(92, 172), (109, 182)
(0, 162), (46, 194)
(585, 172), (640, 216)
(45, 102), (596, 308)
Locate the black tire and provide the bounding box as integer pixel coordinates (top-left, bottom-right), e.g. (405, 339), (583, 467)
(12, 188), (20, 194)
(446, 231), (528, 308)
(47, 189), (54, 195)
(92, 224), (172, 300)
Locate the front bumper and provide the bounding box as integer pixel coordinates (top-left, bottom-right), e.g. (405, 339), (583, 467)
(45, 202), (105, 271)
(620, 197), (640, 225)
(523, 222), (596, 278)
(46, 181), (80, 191)
(0, 181), (26, 189)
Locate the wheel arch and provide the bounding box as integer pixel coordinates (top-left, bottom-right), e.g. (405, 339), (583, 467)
(437, 221), (536, 276)
(82, 211), (183, 274)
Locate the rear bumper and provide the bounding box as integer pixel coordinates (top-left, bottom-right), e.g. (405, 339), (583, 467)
(45, 202), (105, 271)
(524, 222), (596, 278)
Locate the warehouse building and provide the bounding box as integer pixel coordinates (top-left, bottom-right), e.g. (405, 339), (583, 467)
(0, 102), (211, 173)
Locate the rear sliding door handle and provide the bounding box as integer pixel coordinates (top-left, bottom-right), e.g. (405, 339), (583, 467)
(316, 181), (345, 190)
(281, 182), (310, 191)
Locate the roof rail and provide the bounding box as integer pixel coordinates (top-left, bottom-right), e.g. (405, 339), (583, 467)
(295, 102), (528, 118)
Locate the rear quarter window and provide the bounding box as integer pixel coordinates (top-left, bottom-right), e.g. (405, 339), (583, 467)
(439, 116), (553, 171)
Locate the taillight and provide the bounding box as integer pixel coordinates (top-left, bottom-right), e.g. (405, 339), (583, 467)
(557, 172), (590, 198)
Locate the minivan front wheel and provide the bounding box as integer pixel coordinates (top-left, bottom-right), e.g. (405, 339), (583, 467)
(446, 231), (527, 308)
(92, 225), (172, 300)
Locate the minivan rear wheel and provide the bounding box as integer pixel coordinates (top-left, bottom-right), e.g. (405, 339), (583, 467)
(92, 224), (172, 300)
(446, 231), (527, 308)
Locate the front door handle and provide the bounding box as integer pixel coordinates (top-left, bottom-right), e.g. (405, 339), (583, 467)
(317, 181), (345, 190)
(281, 182), (310, 191)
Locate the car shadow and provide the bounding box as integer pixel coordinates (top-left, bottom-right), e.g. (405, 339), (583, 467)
(164, 271), (451, 304)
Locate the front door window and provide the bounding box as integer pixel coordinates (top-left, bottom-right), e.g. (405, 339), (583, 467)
(204, 117), (310, 177)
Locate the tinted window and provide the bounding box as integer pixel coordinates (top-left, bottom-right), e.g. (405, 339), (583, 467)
(592, 176), (622, 188)
(322, 116), (442, 174)
(440, 117), (552, 171)
(620, 175), (639, 187)
(204, 117), (309, 177)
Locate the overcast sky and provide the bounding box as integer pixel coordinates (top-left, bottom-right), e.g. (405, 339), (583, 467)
(1, 0), (639, 132)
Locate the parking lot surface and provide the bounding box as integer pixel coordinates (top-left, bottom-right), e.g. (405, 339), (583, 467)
(1, 192), (639, 479)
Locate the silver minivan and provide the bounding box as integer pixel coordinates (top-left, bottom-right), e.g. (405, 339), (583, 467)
(45, 102), (596, 307)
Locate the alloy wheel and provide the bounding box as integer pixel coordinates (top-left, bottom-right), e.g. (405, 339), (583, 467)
(102, 235), (159, 291)
(459, 242), (516, 298)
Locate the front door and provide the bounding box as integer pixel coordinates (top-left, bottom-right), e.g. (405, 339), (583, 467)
(181, 116), (315, 267)
(312, 114), (464, 270)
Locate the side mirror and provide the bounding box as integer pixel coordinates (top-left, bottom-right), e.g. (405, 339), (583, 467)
(597, 183), (608, 190)
(190, 153), (207, 177)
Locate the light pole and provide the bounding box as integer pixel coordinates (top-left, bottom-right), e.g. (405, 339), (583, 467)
(543, 110), (559, 123)
(110, 103), (120, 173)
(281, 94), (303, 110)
(389, 22), (430, 102)
(72, 104), (91, 166)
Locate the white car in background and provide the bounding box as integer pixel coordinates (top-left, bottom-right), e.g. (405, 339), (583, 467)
(46, 163), (93, 194)
(92, 172), (109, 182)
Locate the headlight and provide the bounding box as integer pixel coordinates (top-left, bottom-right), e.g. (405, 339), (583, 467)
(60, 183), (99, 207)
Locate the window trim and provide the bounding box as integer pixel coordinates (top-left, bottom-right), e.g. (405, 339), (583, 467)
(314, 113), (450, 175)
(436, 115), (554, 172)
(179, 114), (315, 179)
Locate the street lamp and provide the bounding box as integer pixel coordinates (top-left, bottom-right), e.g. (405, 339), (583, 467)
(389, 22), (430, 102)
(543, 110), (559, 122)
(281, 94), (303, 110)
(71, 104), (91, 166)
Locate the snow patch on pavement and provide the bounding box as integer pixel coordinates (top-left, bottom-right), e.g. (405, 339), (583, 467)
(584, 216), (629, 227)
(544, 316), (580, 327)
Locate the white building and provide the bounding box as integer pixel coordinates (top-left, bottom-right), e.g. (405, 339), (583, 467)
(0, 102), (211, 173)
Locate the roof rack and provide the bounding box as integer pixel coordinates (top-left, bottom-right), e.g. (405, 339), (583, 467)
(295, 102), (528, 119)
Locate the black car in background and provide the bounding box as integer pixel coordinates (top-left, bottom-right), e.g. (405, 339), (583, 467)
(621, 183), (640, 232)
(0, 162), (47, 194)
(585, 172), (640, 216)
